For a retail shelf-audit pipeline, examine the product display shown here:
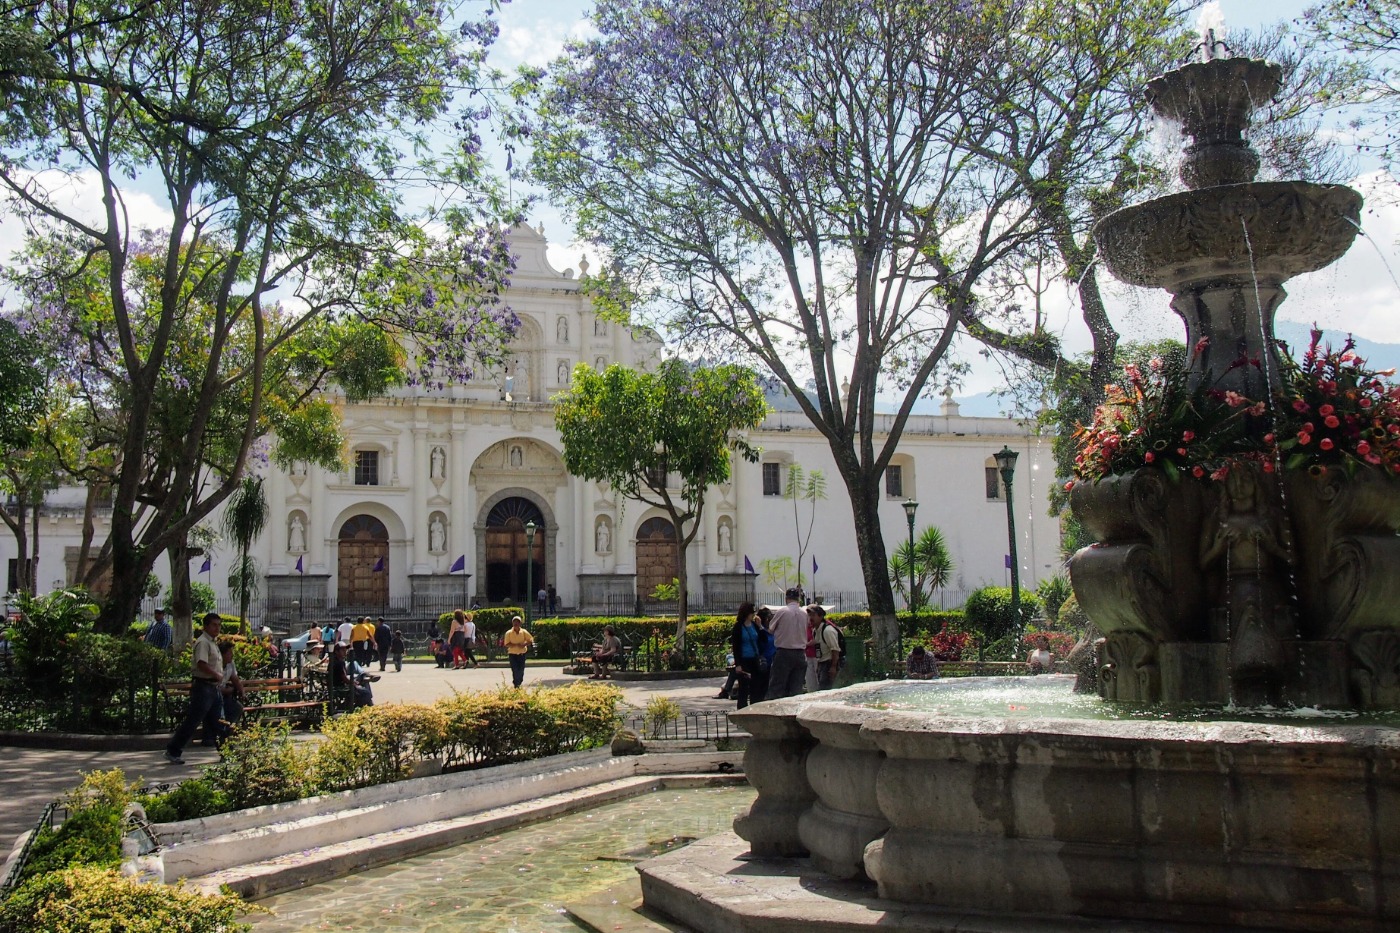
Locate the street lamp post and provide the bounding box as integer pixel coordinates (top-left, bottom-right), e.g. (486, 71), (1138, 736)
(524, 520), (537, 626)
(901, 498), (918, 664)
(993, 446), (1021, 664)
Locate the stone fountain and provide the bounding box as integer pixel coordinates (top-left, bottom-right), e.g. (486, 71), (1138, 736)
(637, 41), (1400, 933)
(1073, 40), (1400, 711)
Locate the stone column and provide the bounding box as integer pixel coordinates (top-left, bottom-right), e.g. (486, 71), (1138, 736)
(731, 702), (816, 857)
(411, 425), (430, 574)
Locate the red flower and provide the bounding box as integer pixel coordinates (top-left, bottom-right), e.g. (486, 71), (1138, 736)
(1144, 451), (1155, 463)
(1181, 430), (1196, 442)
(1192, 466), (1206, 478)
(1298, 432), (1312, 445)
(1320, 438), (1335, 451)
(1194, 336), (1210, 354)
(1358, 441), (1372, 456)
(1262, 461), (1275, 473)
(1064, 480), (1075, 491)
(1319, 404), (1335, 416)
(1263, 433), (1275, 444)
(1325, 415), (1341, 429)
(1292, 399), (1310, 413)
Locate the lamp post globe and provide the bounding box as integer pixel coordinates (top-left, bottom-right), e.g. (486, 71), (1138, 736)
(992, 446), (1021, 652)
(524, 520), (537, 626)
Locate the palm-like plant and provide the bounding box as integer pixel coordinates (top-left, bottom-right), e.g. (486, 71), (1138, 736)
(223, 476), (269, 625)
(890, 526), (954, 612)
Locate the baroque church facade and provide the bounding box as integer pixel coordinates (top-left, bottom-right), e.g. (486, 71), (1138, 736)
(8, 224), (1062, 620)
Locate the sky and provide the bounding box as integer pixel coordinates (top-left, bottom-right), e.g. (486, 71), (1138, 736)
(3, 0), (1396, 406)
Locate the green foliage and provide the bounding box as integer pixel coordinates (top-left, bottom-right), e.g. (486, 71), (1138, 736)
(963, 587), (1043, 646)
(534, 683), (624, 752)
(650, 577), (680, 601)
(1057, 593), (1091, 633)
(554, 360), (767, 641)
(313, 704), (450, 791)
(758, 556), (796, 589)
(139, 779), (228, 825)
(188, 581), (218, 616)
(889, 525), (955, 611)
(1035, 574), (1072, 624)
(176, 635), (270, 677)
(437, 607), (522, 639)
(203, 723), (312, 813)
(17, 807), (123, 885)
(643, 696), (681, 739)
(8, 590), (99, 693)
(0, 866), (258, 933)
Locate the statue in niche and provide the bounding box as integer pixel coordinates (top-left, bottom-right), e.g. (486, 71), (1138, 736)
(288, 514), (306, 553)
(595, 519), (612, 554)
(430, 446), (446, 480)
(558, 360), (569, 385)
(557, 317), (569, 343)
(594, 317), (607, 337)
(290, 460), (307, 477)
(718, 521), (732, 554)
(595, 356), (607, 372)
(429, 515), (446, 553)
(510, 445), (524, 468)
(1199, 466), (1295, 686)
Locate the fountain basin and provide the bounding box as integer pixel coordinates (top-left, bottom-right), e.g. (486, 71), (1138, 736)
(1094, 181), (1361, 291)
(730, 680), (1400, 932)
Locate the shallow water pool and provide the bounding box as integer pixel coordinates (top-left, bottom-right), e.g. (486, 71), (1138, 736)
(251, 784), (755, 932)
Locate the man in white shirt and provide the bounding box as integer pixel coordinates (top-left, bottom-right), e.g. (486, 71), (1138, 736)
(165, 613), (224, 764)
(463, 613), (479, 668)
(336, 617), (354, 647)
(766, 588), (809, 700)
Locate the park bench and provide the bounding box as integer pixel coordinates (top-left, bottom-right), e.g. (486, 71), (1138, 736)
(567, 631), (630, 676)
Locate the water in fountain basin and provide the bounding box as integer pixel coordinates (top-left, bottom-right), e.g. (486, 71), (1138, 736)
(855, 674), (1400, 725)
(250, 786), (754, 932)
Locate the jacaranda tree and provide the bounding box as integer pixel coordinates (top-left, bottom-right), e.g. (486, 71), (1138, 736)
(1, 0), (520, 631)
(554, 360), (767, 649)
(532, 0), (1045, 658)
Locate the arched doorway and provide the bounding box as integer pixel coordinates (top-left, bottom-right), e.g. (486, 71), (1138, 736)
(635, 517), (678, 600)
(484, 497), (545, 603)
(338, 515), (388, 608)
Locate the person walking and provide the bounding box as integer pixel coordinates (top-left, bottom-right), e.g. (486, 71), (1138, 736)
(375, 616), (393, 671)
(503, 615), (534, 687)
(463, 612), (479, 668)
(163, 612), (224, 765)
(729, 602), (770, 708)
(390, 628), (405, 672)
(143, 608), (173, 651)
(766, 588), (809, 700)
(449, 609), (467, 668)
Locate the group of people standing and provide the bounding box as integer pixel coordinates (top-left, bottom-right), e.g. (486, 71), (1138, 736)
(719, 587), (846, 709)
(304, 616), (404, 672)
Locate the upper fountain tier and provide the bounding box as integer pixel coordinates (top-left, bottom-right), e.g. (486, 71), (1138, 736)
(1094, 54), (1360, 293)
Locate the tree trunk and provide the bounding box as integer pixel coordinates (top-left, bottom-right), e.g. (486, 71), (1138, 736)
(844, 470), (900, 666)
(168, 540), (193, 642)
(27, 497), (38, 595)
(97, 539), (155, 634)
(674, 540), (690, 654)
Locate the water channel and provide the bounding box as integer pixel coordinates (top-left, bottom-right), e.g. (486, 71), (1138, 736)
(251, 785), (755, 933)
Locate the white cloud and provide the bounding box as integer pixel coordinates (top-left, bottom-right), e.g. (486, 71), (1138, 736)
(498, 15), (596, 69)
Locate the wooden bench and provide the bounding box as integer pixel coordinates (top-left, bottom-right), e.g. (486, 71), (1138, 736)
(246, 699), (323, 727)
(568, 632), (630, 676)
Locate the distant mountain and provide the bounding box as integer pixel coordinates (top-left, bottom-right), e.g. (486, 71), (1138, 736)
(764, 322), (1400, 423)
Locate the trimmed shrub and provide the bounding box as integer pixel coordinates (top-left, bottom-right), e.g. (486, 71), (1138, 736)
(139, 778), (228, 824)
(0, 866), (258, 932)
(534, 682), (623, 752)
(313, 704), (449, 791)
(203, 723), (311, 812)
(437, 607), (523, 640)
(17, 806), (124, 885)
(962, 586), (1042, 646)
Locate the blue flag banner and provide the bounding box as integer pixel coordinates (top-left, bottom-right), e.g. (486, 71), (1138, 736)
(450, 554), (466, 573)
(813, 556), (819, 575)
(1004, 554), (1012, 569)
(295, 555), (304, 574)
(372, 556), (385, 572)
(744, 555), (755, 574)
(199, 556), (211, 574)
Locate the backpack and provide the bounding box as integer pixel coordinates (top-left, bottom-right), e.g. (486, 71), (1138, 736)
(822, 621), (847, 667)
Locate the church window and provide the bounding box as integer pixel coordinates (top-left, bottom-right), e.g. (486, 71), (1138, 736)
(762, 462), (781, 496)
(355, 450), (380, 486)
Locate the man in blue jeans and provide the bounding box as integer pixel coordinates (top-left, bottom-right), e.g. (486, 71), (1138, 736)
(164, 612), (224, 765)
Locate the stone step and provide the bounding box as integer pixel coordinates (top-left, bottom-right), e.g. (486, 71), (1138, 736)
(566, 877), (682, 933)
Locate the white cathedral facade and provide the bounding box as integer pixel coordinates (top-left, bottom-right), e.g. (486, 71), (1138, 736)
(7, 224), (1062, 620)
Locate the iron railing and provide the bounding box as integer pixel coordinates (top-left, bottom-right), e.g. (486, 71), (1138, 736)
(621, 710), (736, 742)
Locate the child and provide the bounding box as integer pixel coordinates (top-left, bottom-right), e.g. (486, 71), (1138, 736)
(390, 628), (406, 672)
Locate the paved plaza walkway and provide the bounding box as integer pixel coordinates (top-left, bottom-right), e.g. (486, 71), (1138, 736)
(0, 661), (733, 856)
